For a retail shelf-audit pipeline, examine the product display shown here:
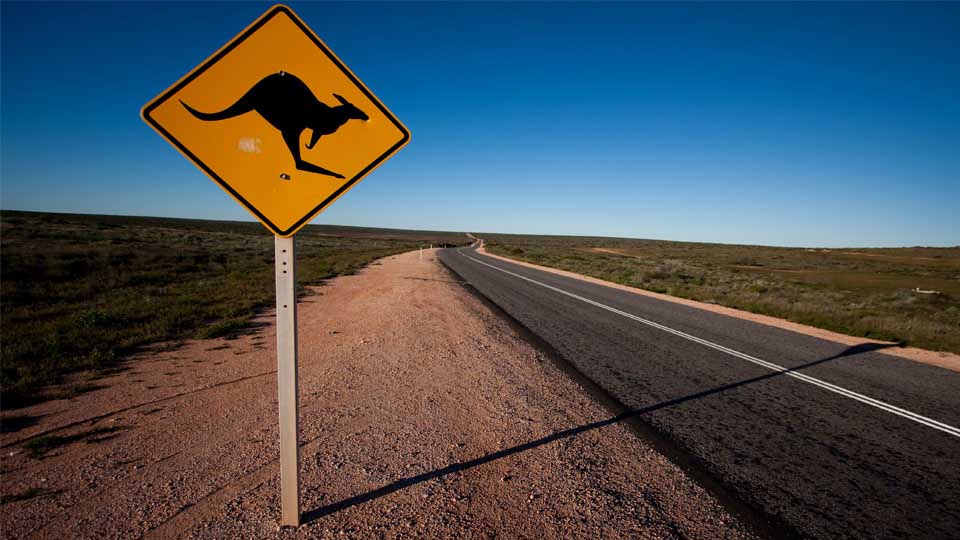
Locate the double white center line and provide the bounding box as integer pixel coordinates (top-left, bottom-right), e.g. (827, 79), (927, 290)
(458, 249), (960, 439)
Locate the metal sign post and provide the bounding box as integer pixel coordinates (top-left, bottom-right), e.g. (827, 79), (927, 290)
(274, 235), (300, 526)
(141, 4), (409, 527)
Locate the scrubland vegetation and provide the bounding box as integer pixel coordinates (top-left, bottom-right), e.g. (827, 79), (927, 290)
(1, 211), (463, 407)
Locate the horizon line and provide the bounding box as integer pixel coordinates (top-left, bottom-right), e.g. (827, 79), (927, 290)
(2, 207), (957, 251)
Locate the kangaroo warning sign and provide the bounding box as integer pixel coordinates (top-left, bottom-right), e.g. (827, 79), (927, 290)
(142, 4), (409, 237)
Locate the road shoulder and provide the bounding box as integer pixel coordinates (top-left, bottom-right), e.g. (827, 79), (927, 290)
(0, 249), (756, 539)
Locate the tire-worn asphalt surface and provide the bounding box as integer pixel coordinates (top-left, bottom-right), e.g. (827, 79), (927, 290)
(439, 245), (960, 540)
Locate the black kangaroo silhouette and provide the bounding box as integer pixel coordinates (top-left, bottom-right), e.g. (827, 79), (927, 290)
(180, 71), (368, 179)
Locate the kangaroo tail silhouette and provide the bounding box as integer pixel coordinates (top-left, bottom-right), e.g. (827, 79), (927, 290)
(180, 96), (255, 121)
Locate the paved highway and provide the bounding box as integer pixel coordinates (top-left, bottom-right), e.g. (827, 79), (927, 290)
(439, 244), (960, 540)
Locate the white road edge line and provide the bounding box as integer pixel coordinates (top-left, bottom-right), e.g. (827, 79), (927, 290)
(457, 248), (960, 439)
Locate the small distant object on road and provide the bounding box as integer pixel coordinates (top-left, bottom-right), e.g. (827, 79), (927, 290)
(912, 287), (941, 295)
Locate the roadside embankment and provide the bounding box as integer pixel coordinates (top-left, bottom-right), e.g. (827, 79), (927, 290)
(477, 242), (960, 372)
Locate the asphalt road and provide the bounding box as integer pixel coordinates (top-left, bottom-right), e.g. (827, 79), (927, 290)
(439, 244), (960, 540)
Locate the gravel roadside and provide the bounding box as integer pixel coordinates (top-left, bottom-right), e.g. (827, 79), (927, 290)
(1, 249), (756, 539)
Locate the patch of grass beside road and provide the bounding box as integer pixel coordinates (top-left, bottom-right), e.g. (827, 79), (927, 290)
(1, 211), (464, 408)
(484, 234), (960, 355)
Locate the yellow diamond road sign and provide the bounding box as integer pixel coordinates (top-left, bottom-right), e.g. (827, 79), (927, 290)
(142, 5), (410, 237)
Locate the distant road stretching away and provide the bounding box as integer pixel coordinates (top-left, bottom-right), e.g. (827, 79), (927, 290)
(439, 244), (960, 540)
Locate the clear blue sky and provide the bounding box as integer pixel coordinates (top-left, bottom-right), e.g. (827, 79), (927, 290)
(2, 2), (958, 247)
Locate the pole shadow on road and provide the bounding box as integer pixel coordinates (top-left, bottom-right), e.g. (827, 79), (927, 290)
(302, 342), (896, 524)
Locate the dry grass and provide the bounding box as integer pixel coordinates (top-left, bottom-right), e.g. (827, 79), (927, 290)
(484, 234), (960, 354)
(0, 211), (466, 408)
